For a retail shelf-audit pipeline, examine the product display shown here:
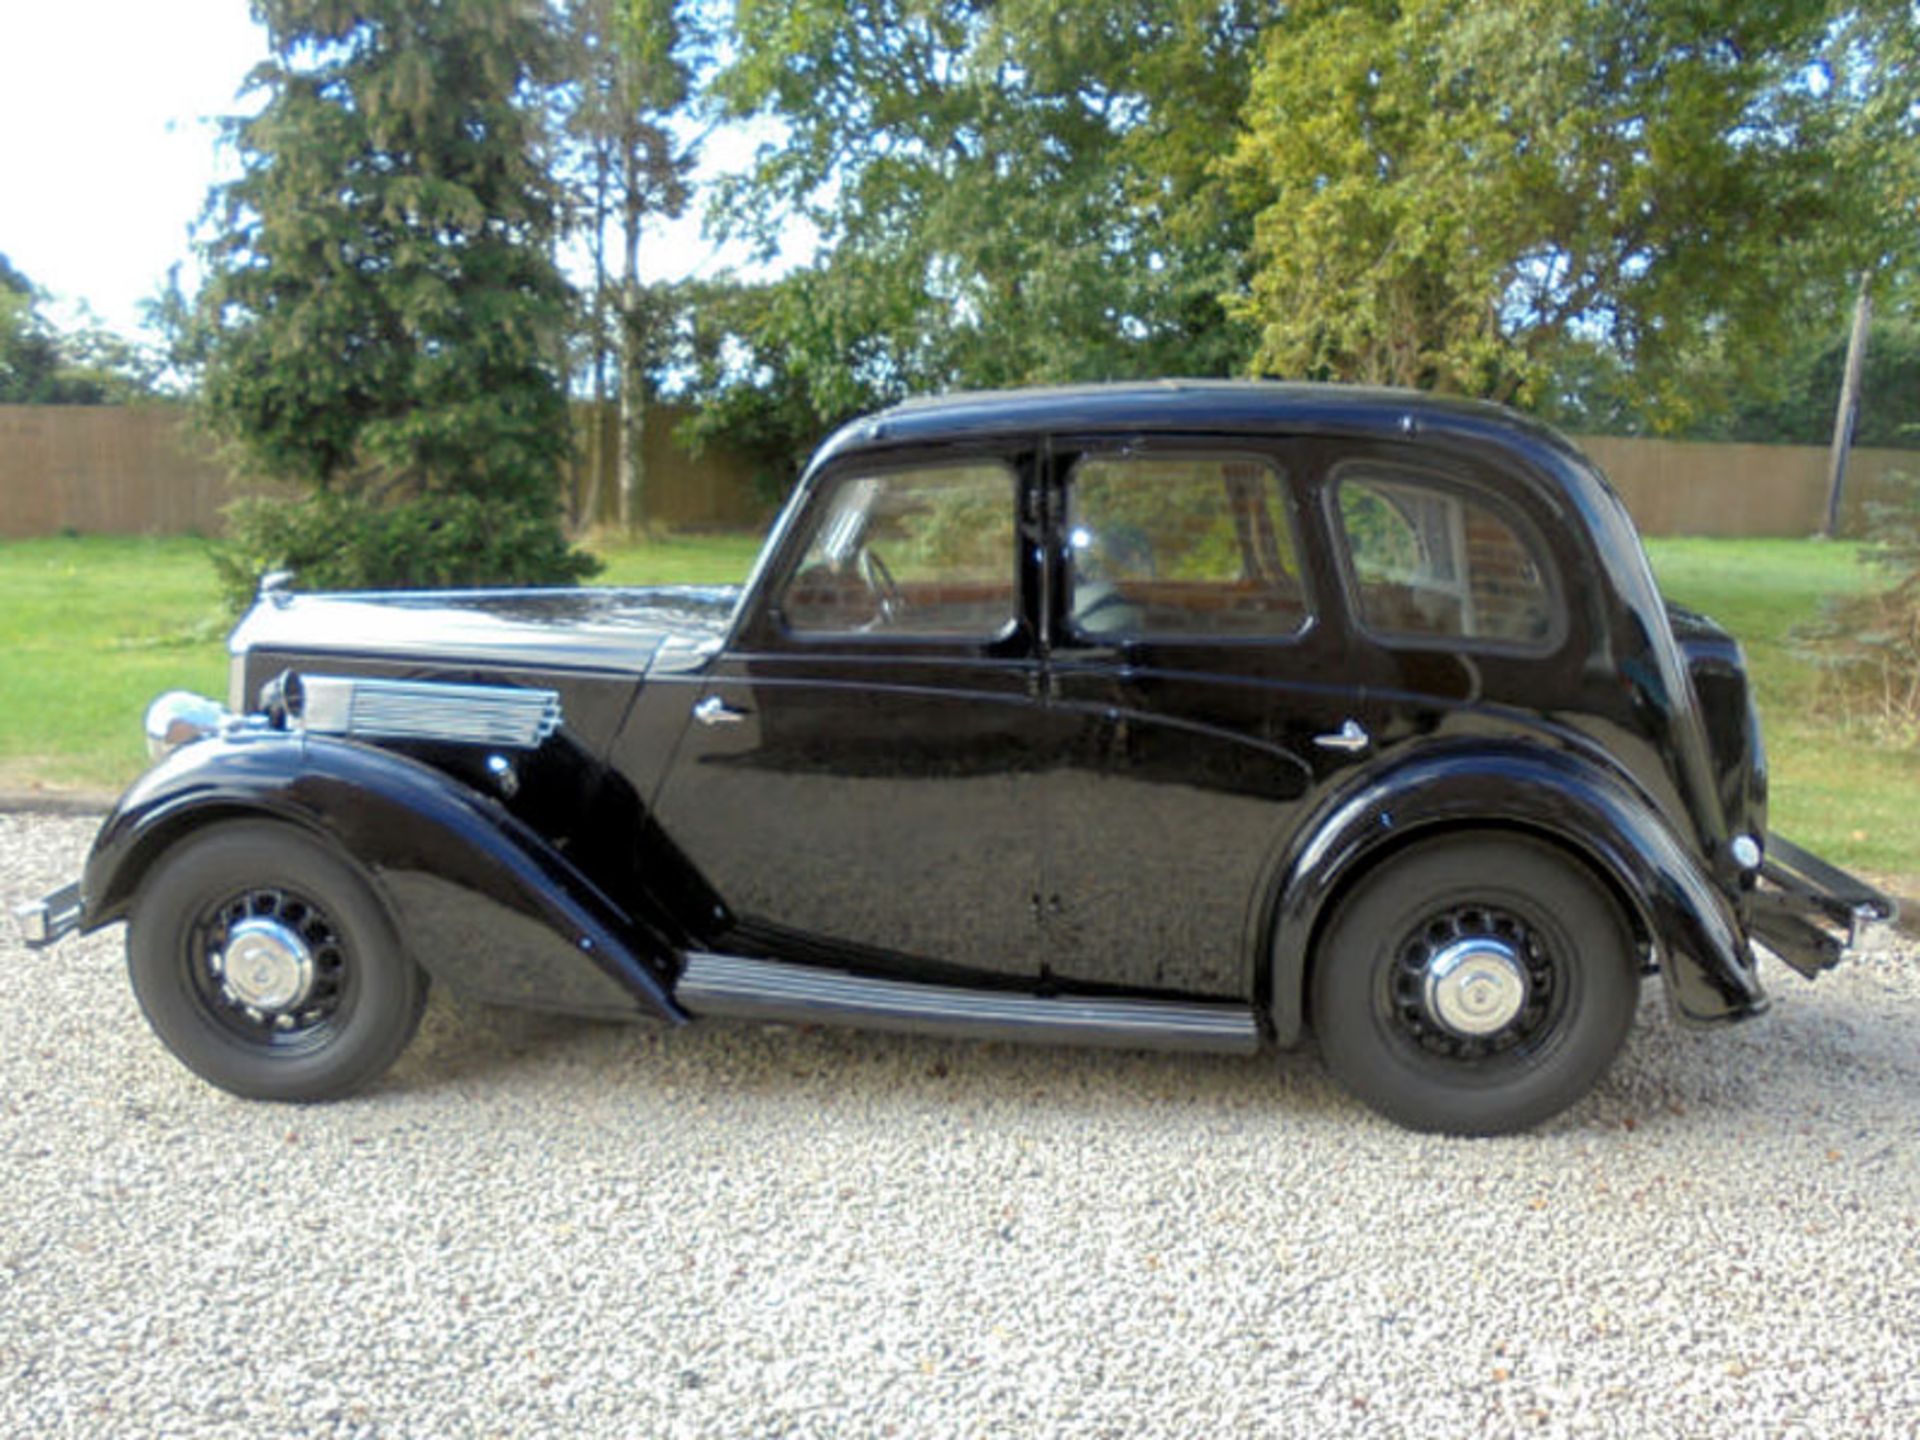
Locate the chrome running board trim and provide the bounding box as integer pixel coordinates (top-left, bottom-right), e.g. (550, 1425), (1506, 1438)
(676, 952), (1262, 1054)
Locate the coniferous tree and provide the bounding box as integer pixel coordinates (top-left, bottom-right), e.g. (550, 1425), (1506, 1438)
(191, 0), (597, 607)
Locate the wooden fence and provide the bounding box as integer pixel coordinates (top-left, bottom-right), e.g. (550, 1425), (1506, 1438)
(564, 404), (769, 530)
(1, 402), (1914, 540)
(1575, 434), (1913, 538)
(0, 403), (769, 539)
(0, 404), (248, 537)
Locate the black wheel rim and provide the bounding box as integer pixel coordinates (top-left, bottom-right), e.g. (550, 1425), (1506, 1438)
(185, 886), (352, 1053)
(1380, 902), (1568, 1064)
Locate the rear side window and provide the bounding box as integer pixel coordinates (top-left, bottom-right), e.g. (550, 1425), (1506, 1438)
(1067, 454), (1308, 639)
(1335, 464), (1557, 647)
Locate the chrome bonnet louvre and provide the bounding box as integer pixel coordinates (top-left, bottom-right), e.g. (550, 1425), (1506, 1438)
(296, 675), (562, 749)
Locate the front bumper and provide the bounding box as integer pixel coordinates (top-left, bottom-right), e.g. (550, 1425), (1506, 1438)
(1747, 833), (1897, 977)
(13, 880), (83, 949)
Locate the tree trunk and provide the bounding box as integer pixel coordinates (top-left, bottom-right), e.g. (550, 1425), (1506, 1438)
(1823, 272), (1874, 539)
(580, 134), (611, 533)
(617, 131), (646, 536)
(619, 290), (646, 537)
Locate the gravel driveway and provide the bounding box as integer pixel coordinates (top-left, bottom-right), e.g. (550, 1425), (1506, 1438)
(3, 811), (1918, 1438)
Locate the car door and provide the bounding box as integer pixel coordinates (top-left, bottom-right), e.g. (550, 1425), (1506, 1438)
(650, 448), (1055, 983)
(1039, 440), (1376, 998)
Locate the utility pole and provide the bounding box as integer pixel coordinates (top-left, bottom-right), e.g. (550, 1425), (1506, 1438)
(1822, 272), (1873, 538)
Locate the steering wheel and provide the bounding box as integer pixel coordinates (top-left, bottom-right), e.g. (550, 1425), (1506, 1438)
(1071, 583), (1140, 636)
(858, 547), (905, 626)
(1074, 585), (1129, 620)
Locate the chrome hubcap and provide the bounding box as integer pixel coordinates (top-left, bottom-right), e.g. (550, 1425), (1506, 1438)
(1423, 937), (1528, 1037)
(217, 917), (315, 1013)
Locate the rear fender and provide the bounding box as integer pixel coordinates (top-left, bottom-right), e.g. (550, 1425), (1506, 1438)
(1265, 744), (1764, 1045)
(83, 731), (686, 1023)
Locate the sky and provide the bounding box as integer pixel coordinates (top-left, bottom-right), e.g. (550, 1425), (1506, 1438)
(0, 1), (773, 343)
(1, 2), (265, 336)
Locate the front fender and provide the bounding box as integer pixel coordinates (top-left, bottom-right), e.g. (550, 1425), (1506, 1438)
(1266, 742), (1764, 1045)
(82, 731), (687, 1024)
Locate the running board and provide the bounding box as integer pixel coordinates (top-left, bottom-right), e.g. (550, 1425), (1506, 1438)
(676, 952), (1263, 1054)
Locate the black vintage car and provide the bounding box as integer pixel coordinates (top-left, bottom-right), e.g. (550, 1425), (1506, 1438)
(15, 383), (1895, 1133)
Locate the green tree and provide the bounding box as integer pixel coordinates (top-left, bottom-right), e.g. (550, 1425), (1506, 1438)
(190, 0), (597, 606)
(1220, 1), (1889, 414)
(668, 1), (1917, 465)
(0, 254), (66, 402)
(1712, 320), (1920, 448)
(0, 253), (161, 403)
(681, 1), (1272, 477)
(667, 268), (918, 500)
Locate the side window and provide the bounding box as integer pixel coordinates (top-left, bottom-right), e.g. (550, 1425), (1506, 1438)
(1335, 464), (1557, 646)
(779, 461), (1017, 638)
(1067, 454), (1307, 639)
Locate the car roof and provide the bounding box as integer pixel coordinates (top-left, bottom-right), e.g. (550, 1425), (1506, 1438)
(809, 380), (1590, 476)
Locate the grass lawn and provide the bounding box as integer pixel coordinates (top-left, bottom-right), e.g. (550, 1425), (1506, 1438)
(0, 536), (234, 793)
(1, 530), (1913, 885)
(588, 529), (768, 587)
(1644, 537), (1919, 885)
(0, 529), (769, 793)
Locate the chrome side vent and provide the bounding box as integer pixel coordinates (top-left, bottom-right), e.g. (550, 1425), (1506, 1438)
(295, 675), (562, 749)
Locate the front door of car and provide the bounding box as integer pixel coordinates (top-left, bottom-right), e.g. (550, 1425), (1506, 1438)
(651, 449), (1056, 982)
(1037, 441), (1374, 998)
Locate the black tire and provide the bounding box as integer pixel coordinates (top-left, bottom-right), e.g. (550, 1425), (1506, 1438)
(1309, 834), (1638, 1136)
(127, 821), (428, 1102)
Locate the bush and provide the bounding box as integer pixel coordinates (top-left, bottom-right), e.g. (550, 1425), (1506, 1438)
(1796, 471), (1920, 742)
(212, 491), (602, 616)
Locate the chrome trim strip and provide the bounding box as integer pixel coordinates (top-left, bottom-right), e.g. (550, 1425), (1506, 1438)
(297, 676), (562, 749)
(676, 952), (1263, 1054)
(14, 881), (82, 949)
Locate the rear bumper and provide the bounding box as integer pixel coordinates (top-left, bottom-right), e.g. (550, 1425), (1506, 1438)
(13, 880), (83, 949)
(1747, 834), (1897, 978)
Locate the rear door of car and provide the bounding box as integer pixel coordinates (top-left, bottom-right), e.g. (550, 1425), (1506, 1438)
(1038, 437), (1371, 998)
(651, 445), (1058, 983)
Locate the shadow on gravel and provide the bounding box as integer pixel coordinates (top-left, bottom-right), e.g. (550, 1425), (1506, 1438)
(362, 957), (1920, 1142)
(385, 984), (1361, 1124)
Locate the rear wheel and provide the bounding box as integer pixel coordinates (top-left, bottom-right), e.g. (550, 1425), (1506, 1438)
(128, 821), (428, 1101)
(1309, 834), (1638, 1135)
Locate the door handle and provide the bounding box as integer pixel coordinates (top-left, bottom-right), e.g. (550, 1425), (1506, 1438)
(693, 695), (748, 726)
(1313, 719), (1370, 753)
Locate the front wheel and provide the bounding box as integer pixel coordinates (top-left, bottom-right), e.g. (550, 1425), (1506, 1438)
(127, 821), (428, 1101)
(1309, 834), (1639, 1135)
